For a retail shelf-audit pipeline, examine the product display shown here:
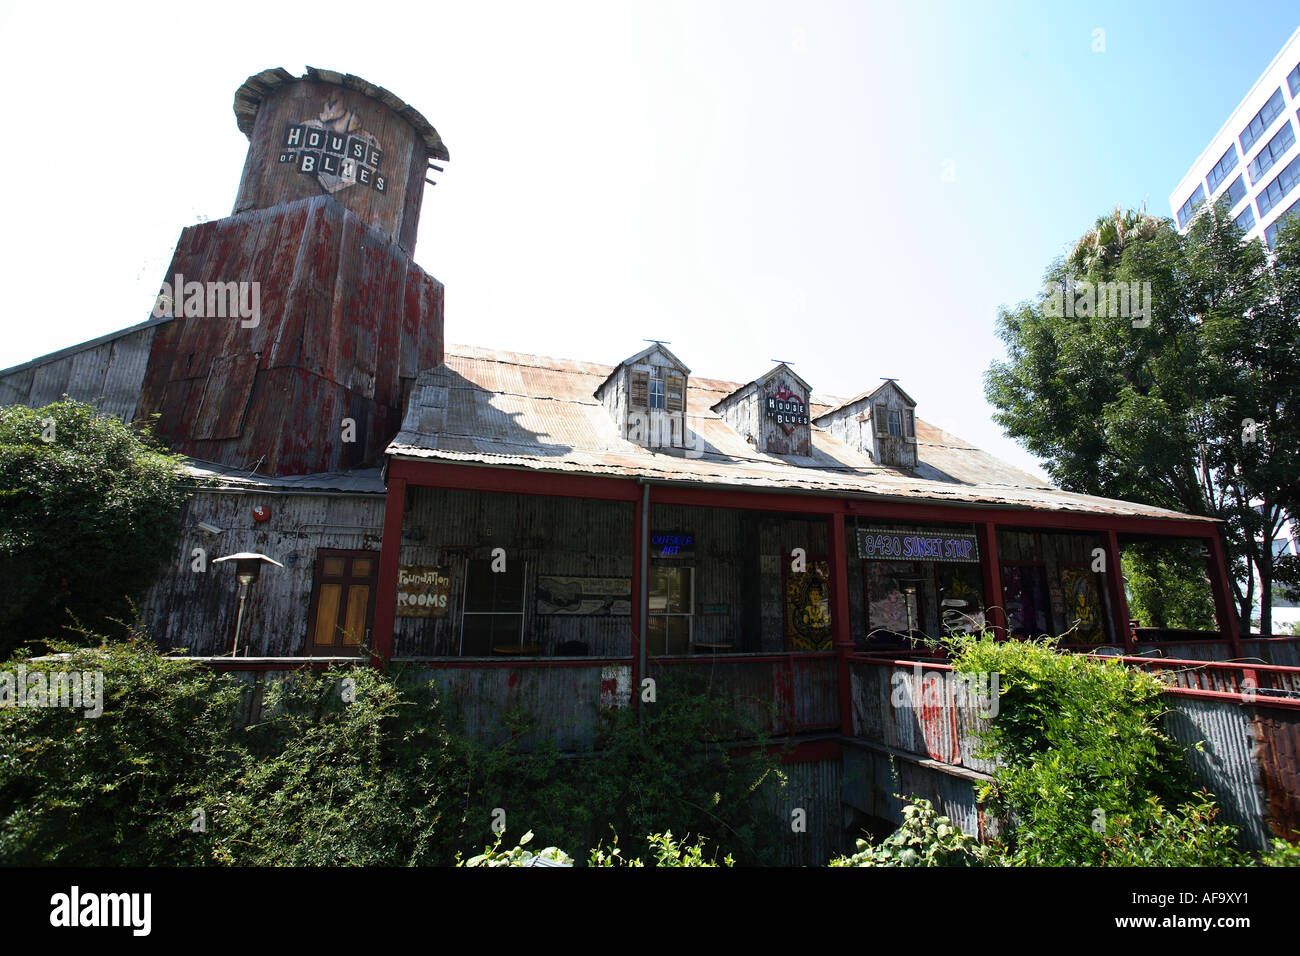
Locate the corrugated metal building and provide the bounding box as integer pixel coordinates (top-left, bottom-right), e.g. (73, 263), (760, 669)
(3, 65), (1294, 862)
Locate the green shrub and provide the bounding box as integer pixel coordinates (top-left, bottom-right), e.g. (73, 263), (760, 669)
(586, 831), (732, 867)
(941, 630), (1243, 866)
(458, 831), (573, 867)
(1261, 836), (1300, 866)
(1, 636), (784, 866)
(0, 634), (246, 865)
(0, 400), (190, 657)
(829, 797), (993, 867)
(208, 666), (463, 865)
(1096, 791), (1246, 866)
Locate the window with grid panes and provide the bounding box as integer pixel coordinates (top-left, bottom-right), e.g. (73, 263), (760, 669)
(460, 558), (527, 655)
(647, 565), (693, 655)
(307, 550), (378, 655)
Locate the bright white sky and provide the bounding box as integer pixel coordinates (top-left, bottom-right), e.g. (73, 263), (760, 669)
(2, 1), (1295, 479)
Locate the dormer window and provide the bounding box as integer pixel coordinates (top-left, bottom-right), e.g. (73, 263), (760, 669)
(816, 380), (918, 468)
(596, 344), (691, 451)
(711, 363), (813, 457)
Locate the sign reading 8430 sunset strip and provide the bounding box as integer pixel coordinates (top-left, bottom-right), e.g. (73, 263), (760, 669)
(857, 527), (980, 564)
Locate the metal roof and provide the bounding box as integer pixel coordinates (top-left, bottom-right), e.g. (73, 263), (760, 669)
(816, 379), (918, 419)
(387, 344), (1215, 523)
(233, 67), (450, 161)
(180, 460), (386, 494)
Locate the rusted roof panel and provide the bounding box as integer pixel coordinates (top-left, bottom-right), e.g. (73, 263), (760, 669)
(386, 345), (1215, 523)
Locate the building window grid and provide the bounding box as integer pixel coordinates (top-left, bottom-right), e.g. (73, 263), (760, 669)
(1289, 63), (1300, 98)
(1257, 154), (1300, 219)
(1177, 183), (1206, 229)
(1206, 144), (1239, 194)
(1222, 175), (1247, 210)
(1264, 196), (1300, 249)
(1247, 120), (1296, 186)
(1240, 87), (1286, 155)
(1235, 204), (1256, 234)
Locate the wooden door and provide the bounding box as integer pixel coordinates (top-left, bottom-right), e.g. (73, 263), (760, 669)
(307, 549), (378, 655)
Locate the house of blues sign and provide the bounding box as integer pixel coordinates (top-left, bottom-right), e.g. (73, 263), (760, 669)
(277, 98), (388, 195)
(857, 528), (980, 564)
(765, 383), (808, 435)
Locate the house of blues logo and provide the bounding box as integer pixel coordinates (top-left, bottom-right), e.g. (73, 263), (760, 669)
(277, 97), (388, 196)
(765, 383), (808, 435)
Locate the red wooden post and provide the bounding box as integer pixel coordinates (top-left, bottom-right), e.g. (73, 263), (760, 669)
(977, 522), (1005, 639)
(828, 512), (854, 735)
(1205, 529), (1244, 658)
(630, 495), (644, 711)
(1103, 530), (1136, 653)
(371, 475), (407, 669)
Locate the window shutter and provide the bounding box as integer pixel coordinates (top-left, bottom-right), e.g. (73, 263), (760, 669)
(665, 373), (685, 413)
(904, 408), (915, 440)
(874, 402), (889, 438)
(630, 369), (649, 408)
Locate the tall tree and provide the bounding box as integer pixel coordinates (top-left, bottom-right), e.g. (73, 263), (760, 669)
(986, 205), (1300, 633)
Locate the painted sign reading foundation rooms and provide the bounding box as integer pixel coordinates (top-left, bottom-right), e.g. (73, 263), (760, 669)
(396, 565), (451, 617)
(857, 528), (979, 563)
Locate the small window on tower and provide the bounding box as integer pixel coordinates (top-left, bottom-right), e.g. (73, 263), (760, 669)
(665, 373), (685, 413)
(888, 409), (902, 437)
(630, 369), (649, 408)
(873, 403), (889, 438)
(649, 377), (665, 410)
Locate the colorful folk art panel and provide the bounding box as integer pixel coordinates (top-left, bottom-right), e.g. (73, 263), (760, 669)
(1060, 566), (1106, 643)
(785, 559), (832, 651)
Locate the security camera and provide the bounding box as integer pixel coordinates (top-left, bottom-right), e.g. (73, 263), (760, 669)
(197, 521), (224, 535)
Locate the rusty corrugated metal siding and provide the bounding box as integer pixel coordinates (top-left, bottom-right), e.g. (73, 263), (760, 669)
(840, 743), (993, 844)
(649, 656), (838, 736)
(849, 660), (995, 772)
(764, 758), (847, 865)
(1164, 698), (1272, 848)
(398, 663), (625, 752)
(0, 319), (163, 421)
(134, 195), (443, 476)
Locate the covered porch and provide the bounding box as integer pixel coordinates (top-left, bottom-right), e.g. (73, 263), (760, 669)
(368, 457), (1246, 742)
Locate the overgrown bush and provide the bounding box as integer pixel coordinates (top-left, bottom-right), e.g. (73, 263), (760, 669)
(829, 797), (994, 867)
(941, 630), (1244, 866)
(458, 831), (573, 867)
(0, 400), (190, 658)
(0, 633), (246, 865)
(0, 635), (786, 866)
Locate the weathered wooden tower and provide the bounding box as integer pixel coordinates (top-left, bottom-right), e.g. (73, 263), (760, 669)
(135, 67), (450, 475)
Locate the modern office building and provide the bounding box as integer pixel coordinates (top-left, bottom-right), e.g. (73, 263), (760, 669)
(1169, 26), (1300, 249)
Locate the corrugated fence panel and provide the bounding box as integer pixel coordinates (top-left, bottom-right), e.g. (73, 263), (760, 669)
(403, 663), (624, 752)
(791, 655), (840, 730)
(1163, 697), (1271, 850)
(764, 758), (846, 865)
(850, 660), (995, 770)
(840, 746), (991, 844)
